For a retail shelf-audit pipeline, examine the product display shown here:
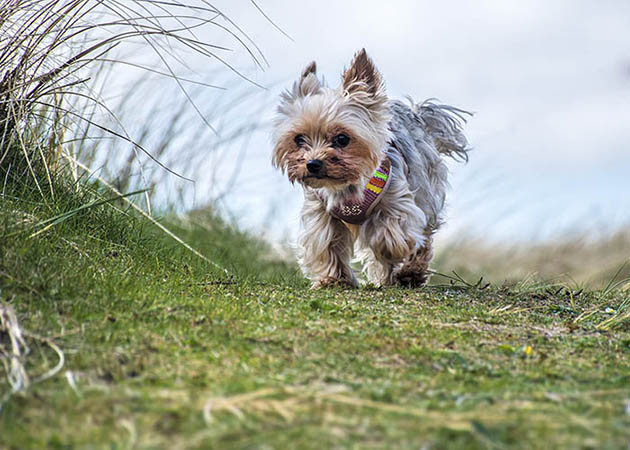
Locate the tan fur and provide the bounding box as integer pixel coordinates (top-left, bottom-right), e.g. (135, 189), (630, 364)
(275, 123), (378, 191)
(342, 222), (361, 240)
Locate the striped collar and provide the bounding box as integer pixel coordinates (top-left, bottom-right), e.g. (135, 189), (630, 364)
(329, 157), (392, 225)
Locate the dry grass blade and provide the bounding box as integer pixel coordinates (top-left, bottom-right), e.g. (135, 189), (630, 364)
(201, 385), (576, 434)
(1, 299), (66, 411)
(249, 0), (294, 42)
(0, 301), (30, 406)
(203, 387), (278, 424)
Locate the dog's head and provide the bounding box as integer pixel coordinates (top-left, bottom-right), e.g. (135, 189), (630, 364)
(272, 49), (391, 194)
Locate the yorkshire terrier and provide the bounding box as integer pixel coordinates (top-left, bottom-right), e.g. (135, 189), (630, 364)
(272, 49), (470, 288)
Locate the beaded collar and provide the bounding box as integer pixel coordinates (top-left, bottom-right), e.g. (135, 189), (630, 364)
(328, 157), (392, 225)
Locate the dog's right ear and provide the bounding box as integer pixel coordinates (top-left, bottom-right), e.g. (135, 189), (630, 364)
(297, 61), (321, 96)
(277, 61), (321, 118)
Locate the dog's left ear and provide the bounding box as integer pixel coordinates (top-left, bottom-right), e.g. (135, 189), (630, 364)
(341, 49), (386, 101)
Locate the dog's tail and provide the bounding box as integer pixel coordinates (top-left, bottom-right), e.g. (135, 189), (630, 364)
(413, 99), (471, 162)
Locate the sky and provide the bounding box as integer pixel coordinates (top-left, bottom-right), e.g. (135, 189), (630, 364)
(111, 0), (630, 244)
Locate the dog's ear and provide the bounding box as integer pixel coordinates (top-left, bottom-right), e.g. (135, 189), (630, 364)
(341, 49), (388, 120)
(341, 49), (386, 100)
(297, 61), (321, 96)
(277, 61), (321, 114)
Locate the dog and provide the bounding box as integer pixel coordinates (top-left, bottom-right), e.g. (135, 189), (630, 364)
(272, 49), (470, 288)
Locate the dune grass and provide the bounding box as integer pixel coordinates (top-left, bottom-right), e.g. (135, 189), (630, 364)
(0, 0), (268, 214)
(1, 168), (630, 449)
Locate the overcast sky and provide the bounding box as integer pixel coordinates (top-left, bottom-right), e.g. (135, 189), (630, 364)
(115, 1), (630, 243)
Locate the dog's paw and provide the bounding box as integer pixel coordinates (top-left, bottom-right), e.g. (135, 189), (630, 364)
(311, 277), (357, 289)
(393, 267), (429, 288)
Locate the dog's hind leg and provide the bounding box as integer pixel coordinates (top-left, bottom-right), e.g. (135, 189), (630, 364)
(392, 229), (434, 287)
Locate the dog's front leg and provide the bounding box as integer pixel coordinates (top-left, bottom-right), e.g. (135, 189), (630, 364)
(298, 193), (358, 288)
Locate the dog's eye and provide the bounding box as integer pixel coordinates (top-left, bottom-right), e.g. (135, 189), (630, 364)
(332, 133), (350, 149)
(294, 134), (307, 148)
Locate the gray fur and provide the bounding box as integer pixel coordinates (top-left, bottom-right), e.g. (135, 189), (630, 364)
(353, 99), (470, 284)
(386, 99), (470, 229)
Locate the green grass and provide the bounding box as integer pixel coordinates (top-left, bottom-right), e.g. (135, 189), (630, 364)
(1, 174), (630, 449)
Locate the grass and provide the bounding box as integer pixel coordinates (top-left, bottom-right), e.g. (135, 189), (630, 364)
(434, 233), (630, 289)
(0, 0), (266, 210)
(1, 171), (630, 449)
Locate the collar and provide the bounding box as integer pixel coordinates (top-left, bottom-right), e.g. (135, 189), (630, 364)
(328, 157), (392, 225)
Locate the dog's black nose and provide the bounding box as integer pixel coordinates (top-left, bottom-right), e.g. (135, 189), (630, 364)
(306, 159), (324, 175)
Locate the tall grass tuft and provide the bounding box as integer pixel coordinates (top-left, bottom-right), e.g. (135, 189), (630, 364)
(0, 0), (264, 202)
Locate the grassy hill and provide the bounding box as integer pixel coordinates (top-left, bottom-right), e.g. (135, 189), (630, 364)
(1, 170), (629, 449)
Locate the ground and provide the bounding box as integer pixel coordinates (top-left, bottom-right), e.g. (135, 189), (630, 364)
(1, 179), (629, 449)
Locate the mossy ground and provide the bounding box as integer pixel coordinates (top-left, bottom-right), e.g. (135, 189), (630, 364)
(1, 176), (629, 449)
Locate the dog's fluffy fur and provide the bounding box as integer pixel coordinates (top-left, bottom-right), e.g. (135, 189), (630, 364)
(273, 49), (470, 288)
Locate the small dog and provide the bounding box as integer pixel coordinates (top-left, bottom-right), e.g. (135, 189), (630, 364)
(272, 49), (470, 288)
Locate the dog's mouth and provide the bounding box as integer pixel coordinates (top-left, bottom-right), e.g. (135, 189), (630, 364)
(302, 174), (347, 186)
(300, 175), (354, 192)
(304, 174), (338, 180)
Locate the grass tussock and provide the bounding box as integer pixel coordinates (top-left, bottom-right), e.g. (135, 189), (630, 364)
(0, 0), (264, 203)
